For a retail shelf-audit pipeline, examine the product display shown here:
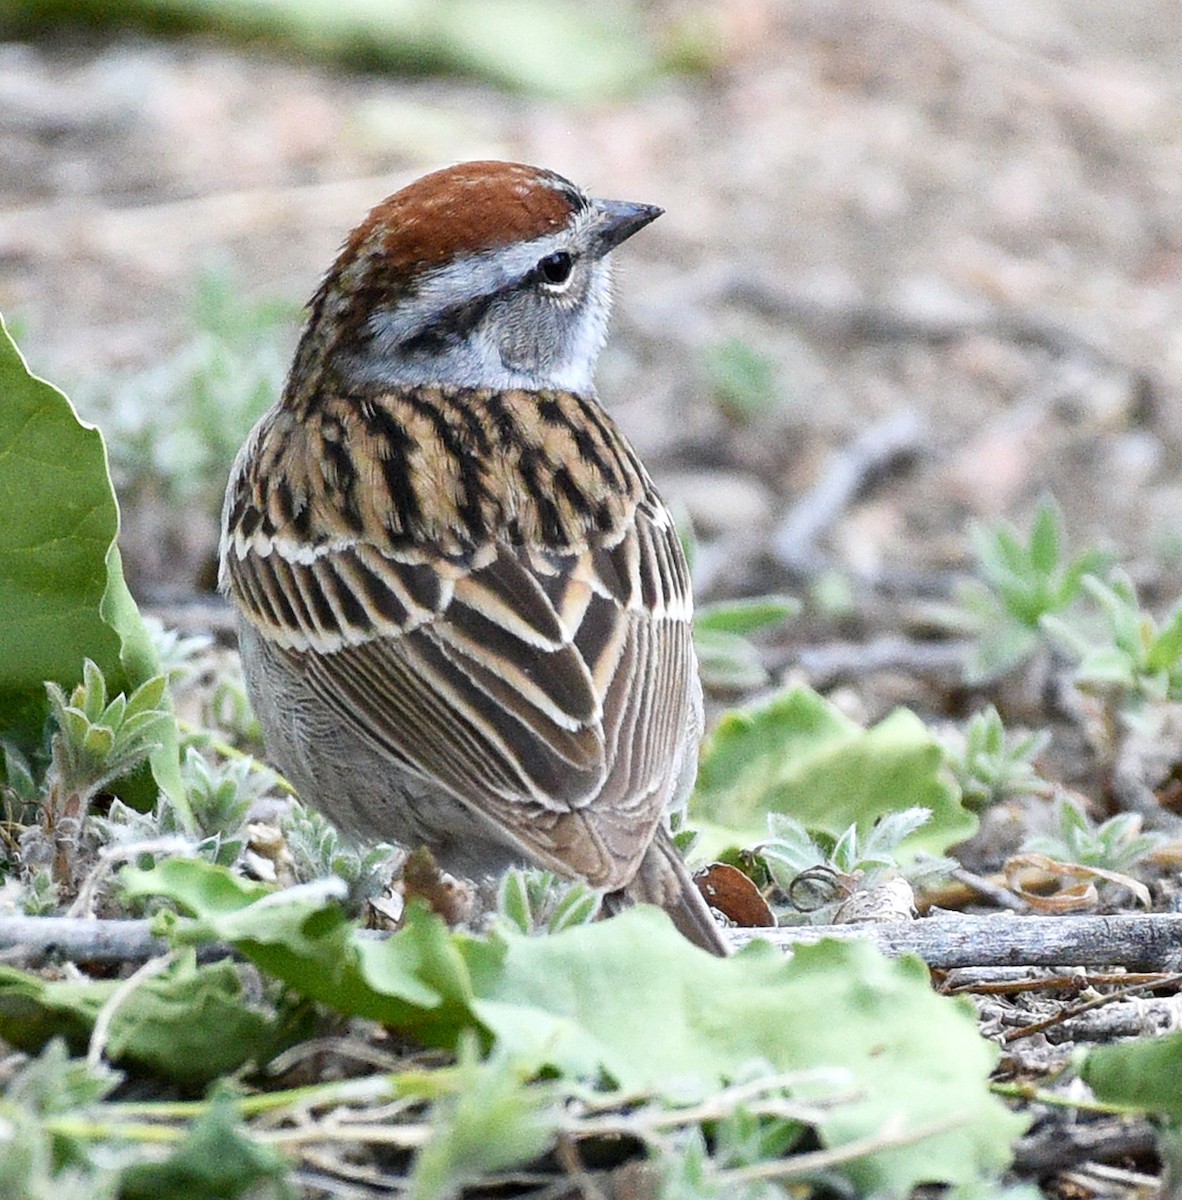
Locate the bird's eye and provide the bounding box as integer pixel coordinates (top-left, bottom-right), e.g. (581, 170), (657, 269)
(537, 251), (574, 288)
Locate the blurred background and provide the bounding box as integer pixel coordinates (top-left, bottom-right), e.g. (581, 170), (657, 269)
(3, 0), (1182, 724)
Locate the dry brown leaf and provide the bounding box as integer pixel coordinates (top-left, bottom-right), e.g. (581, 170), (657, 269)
(1004, 852), (1151, 912)
(694, 862), (776, 927)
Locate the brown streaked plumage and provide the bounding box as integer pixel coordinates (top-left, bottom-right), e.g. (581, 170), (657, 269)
(220, 161), (729, 954)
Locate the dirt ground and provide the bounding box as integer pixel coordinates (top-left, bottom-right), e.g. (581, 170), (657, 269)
(6, 1), (1182, 676)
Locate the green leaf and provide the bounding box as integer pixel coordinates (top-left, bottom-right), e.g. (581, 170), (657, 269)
(1039, 612), (1090, 658)
(0, 1041), (125, 1199)
(705, 337), (780, 422)
(952, 502), (1110, 683)
(123, 854), (274, 917)
(1147, 606), (1182, 673)
(1027, 497), (1061, 577)
(946, 707), (1049, 810)
(0, 969), (105, 1056)
(694, 628), (771, 690)
(1082, 1029), (1182, 1121)
(546, 881), (599, 933)
(497, 869), (533, 935)
(761, 813), (825, 876)
(102, 956), (288, 1087)
(695, 595), (799, 636)
(830, 823), (860, 872)
(0, 316), (187, 821)
(119, 1089), (292, 1200)
(409, 1041), (558, 1200)
(122, 859), (476, 1045)
(1058, 794), (1090, 842)
(4, 1037), (120, 1112)
(692, 686), (975, 859)
(0, 954), (287, 1088)
(777, 939), (1024, 1192)
(473, 916), (1022, 1192)
(0, 316), (124, 727)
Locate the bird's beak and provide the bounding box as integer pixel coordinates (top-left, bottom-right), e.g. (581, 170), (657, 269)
(591, 199), (663, 258)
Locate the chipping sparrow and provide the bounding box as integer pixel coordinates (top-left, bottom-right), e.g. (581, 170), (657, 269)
(219, 160), (728, 955)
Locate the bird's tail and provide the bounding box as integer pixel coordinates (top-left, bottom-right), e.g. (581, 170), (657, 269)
(603, 826), (731, 956)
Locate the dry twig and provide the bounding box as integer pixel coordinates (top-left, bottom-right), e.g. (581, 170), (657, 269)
(736, 913), (1182, 970)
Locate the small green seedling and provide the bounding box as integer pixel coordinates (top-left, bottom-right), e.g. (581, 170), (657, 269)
(695, 594), (799, 691)
(279, 801), (394, 904)
(945, 498), (1108, 682)
(943, 706), (1051, 810)
(760, 807), (951, 923)
(705, 336), (781, 424)
(497, 867), (601, 936)
(44, 661), (172, 824)
(1023, 792), (1167, 877)
(1044, 569), (1182, 710)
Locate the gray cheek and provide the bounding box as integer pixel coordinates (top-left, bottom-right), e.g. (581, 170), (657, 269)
(491, 293), (560, 375)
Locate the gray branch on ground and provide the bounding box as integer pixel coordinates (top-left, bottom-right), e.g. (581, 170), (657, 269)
(771, 410), (925, 573)
(0, 916), (212, 965)
(787, 635), (971, 688)
(1012, 1120), (1159, 1174)
(975, 993), (1182, 1044)
(734, 913), (1182, 971)
(6, 911), (1182, 971)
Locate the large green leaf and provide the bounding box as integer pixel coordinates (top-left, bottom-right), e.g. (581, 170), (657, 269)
(0, 317), (124, 724)
(474, 914), (1022, 1192)
(1082, 1029), (1182, 1121)
(0, 316), (186, 814)
(691, 685), (976, 858)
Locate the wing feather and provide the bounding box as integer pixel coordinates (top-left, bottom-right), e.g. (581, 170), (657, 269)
(221, 386), (700, 886)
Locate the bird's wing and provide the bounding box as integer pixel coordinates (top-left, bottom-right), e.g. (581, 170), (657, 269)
(220, 388), (698, 886)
